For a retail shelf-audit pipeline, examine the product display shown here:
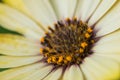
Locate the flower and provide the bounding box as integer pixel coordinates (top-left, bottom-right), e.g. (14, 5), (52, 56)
(0, 0), (120, 80)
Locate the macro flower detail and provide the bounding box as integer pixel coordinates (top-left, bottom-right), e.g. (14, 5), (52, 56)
(40, 19), (95, 66)
(0, 0), (120, 80)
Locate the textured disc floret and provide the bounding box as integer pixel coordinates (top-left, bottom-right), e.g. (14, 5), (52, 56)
(40, 18), (94, 66)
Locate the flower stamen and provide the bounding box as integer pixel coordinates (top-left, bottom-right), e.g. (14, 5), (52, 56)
(40, 18), (95, 66)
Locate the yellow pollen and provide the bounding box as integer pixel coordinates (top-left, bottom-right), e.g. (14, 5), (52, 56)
(46, 47), (50, 51)
(87, 27), (93, 33)
(85, 33), (90, 38)
(81, 42), (88, 48)
(73, 17), (77, 21)
(40, 38), (44, 43)
(47, 58), (51, 63)
(40, 48), (43, 54)
(66, 56), (72, 61)
(58, 56), (63, 63)
(40, 18), (95, 66)
(52, 56), (56, 62)
(66, 18), (70, 21)
(79, 48), (84, 53)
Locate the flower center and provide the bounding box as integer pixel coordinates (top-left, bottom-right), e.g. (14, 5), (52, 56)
(40, 18), (94, 66)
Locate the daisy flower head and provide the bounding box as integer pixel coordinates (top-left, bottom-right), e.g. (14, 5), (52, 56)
(0, 0), (120, 80)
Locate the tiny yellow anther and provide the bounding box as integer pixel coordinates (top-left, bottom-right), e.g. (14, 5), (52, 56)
(66, 18), (70, 22)
(87, 27), (93, 33)
(46, 47), (50, 51)
(40, 38), (44, 43)
(79, 48), (84, 53)
(58, 56), (63, 63)
(66, 56), (72, 61)
(52, 56), (56, 62)
(81, 42), (88, 48)
(47, 58), (51, 63)
(85, 33), (90, 38)
(73, 17), (77, 21)
(40, 48), (43, 54)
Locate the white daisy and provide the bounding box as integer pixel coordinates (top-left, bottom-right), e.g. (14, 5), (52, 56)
(0, 0), (120, 80)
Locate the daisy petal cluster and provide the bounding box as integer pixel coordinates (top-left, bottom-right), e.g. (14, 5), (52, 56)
(0, 0), (120, 80)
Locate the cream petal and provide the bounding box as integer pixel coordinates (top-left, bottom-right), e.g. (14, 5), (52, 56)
(9, 71), (35, 80)
(93, 1), (120, 37)
(95, 29), (120, 44)
(51, 0), (77, 19)
(95, 53), (120, 63)
(22, 65), (53, 80)
(81, 55), (119, 80)
(74, 0), (84, 19)
(22, 0), (57, 30)
(0, 34), (40, 56)
(0, 15), (40, 40)
(92, 29), (120, 53)
(0, 55), (43, 68)
(75, 0), (100, 22)
(88, 0), (117, 26)
(0, 63), (46, 80)
(63, 65), (84, 80)
(93, 40), (120, 53)
(43, 68), (62, 80)
(3, 0), (31, 17)
(0, 3), (44, 40)
(0, 3), (43, 34)
(92, 30), (120, 53)
(3, 0), (57, 30)
(81, 63), (97, 80)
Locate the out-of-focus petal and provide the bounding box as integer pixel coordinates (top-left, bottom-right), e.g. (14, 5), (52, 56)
(0, 34), (40, 56)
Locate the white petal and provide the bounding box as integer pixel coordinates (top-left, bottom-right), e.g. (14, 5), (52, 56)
(93, 30), (120, 54)
(0, 63), (46, 80)
(92, 33), (120, 54)
(0, 4), (43, 34)
(22, 0), (57, 30)
(63, 65), (84, 80)
(95, 53), (120, 63)
(93, 1), (120, 37)
(10, 71), (34, 80)
(22, 65), (53, 80)
(81, 63), (97, 80)
(3, 0), (31, 17)
(0, 3), (44, 40)
(3, 0), (57, 30)
(93, 41), (120, 54)
(0, 56), (42, 68)
(51, 0), (77, 19)
(74, 0), (84, 19)
(75, 0), (100, 22)
(0, 34), (40, 56)
(94, 29), (120, 44)
(88, 0), (117, 26)
(81, 55), (119, 80)
(43, 68), (62, 80)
